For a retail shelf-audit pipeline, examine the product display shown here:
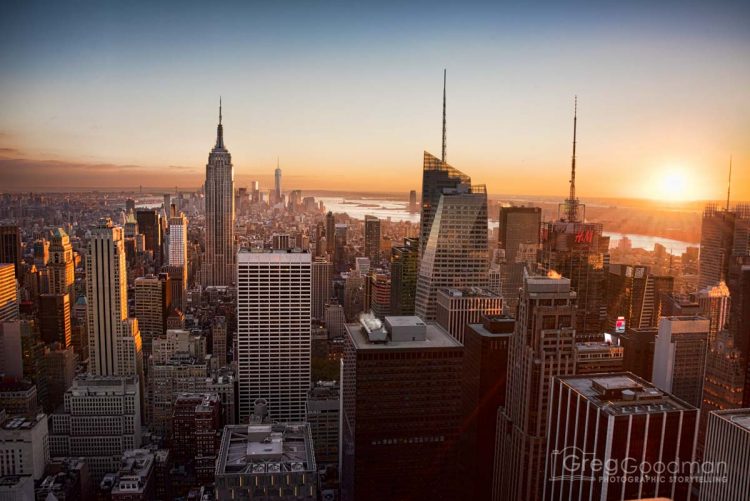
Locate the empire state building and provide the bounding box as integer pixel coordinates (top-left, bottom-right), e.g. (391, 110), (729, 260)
(201, 101), (235, 286)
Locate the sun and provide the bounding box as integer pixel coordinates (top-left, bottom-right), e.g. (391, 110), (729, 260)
(655, 168), (691, 201)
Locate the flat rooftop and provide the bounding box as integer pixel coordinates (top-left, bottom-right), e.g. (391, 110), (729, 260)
(560, 372), (694, 416)
(346, 321), (461, 350)
(1, 414), (45, 431)
(216, 423), (316, 476)
(712, 408), (750, 432)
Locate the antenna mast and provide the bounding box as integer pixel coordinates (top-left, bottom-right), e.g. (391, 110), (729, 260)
(442, 69), (447, 164)
(726, 155), (732, 211)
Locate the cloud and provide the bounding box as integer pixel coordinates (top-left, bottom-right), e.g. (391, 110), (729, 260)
(0, 157), (202, 191)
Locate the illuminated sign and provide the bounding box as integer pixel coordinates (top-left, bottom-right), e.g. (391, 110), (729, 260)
(615, 316), (626, 334)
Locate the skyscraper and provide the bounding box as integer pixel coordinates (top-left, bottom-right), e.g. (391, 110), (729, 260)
(701, 408), (750, 500)
(325, 211), (335, 255)
(363, 215), (381, 264)
(415, 179), (488, 321)
(652, 316), (710, 408)
(493, 271), (577, 501)
(274, 159), (282, 203)
(497, 206), (541, 312)
(134, 273), (170, 358)
(86, 218), (142, 376)
(435, 287), (502, 343)
(47, 228), (75, 298)
(312, 257), (333, 320)
(544, 373), (699, 501)
(236, 250), (311, 422)
(0, 226), (23, 281)
(408, 189), (417, 213)
(694, 281), (731, 342)
(542, 99), (610, 340)
(334, 224), (348, 273)
(202, 101), (235, 287)
(698, 204), (750, 290)
(39, 293), (71, 346)
(341, 316), (463, 501)
(136, 209), (163, 268)
(606, 264), (674, 333)
(389, 237), (419, 316)
(0, 263), (19, 322)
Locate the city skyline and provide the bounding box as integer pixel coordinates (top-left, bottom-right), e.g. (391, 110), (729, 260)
(1, 0), (749, 200)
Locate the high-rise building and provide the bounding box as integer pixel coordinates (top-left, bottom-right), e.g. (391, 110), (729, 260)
(544, 373), (699, 501)
(0, 380), (38, 415)
(167, 210), (188, 305)
(171, 393), (222, 483)
(48, 228), (75, 298)
(42, 343), (76, 412)
(135, 209), (162, 268)
(86, 219), (143, 377)
(33, 238), (50, 267)
(389, 237), (419, 316)
(274, 160), (282, 202)
(325, 211), (335, 256)
(312, 257), (332, 320)
(333, 224), (348, 273)
(202, 102), (235, 287)
(0, 226), (22, 281)
(49, 375), (142, 481)
(694, 281), (731, 342)
(699, 204), (750, 290)
(236, 250), (311, 422)
(435, 287), (502, 343)
(415, 181), (489, 321)
(462, 315), (514, 500)
(652, 316), (710, 408)
(620, 326), (657, 380)
(363, 215), (381, 264)
(324, 301), (345, 339)
(700, 408), (750, 500)
(215, 423), (317, 500)
(419, 151), (471, 258)
(606, 264), (674, 333)
(0, 263), (18, 322)
(408, 190), (417, 213)
(0, 320), (24, 379)
(493, 272), (577, 501)
(271, 232), (291, 251)
(574, 341), (624, 374)
(134, 273), (170, 358)
(369, 271), (390, 320)
(211, 316), (227, 368)
(39, 293), (71, 346)
(541, 100), (609, 340)
(497, 206), (541, 312)
(306, 381), (340, 466)
(0, 414), (49, 480)
(341, 316), (463, 501)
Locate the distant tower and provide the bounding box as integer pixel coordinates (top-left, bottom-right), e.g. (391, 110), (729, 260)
(363, 215), (381, 264)
(202, 98), (235, 287)
(325, 211), (335, 255)
(47, 228), (75, 298)
(274, 158), (282, 202)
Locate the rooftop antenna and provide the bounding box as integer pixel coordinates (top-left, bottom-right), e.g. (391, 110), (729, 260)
(569, 96), (578, 216)
(726, 155), (732, 211)
(219, 96), (222, 125)
(442, 69), (447, 164)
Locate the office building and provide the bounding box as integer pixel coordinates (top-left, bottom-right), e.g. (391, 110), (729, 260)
(324, 302), (345, 339)
(620, 326), (657, 380)
(436, 287), (502, 343)
(700, 408), (750, 501)
(574, 341), (624, 374)
(274, 161), (282, 202)
(606, 264), (674, 333)
(415, 181), (489, 321)
(544, 373), (699, 501)
(369, 271), (390, 320)
(33, 238), (49, 267)
(204, 369), (236, 425)
(0, 226), (22, 280)
(135, 209), (162, 268)
(306, 382), (339, 467)
(409, 190), (418, 213)
(202, 102), (235, 287)
(390, 237), (419, 316)
(48, 228), (75, 297)
(134, 273), (170, 358)
(42, 343), (76, 412)
(333, 224), (348, 273)
(341, 316), (463, 501)
(652, 316), (710, 408)
(0, 264), (18, 322)
(86, 219), (143, 377)
(39, 293), (71, 346)
(49, 375), (142, 481)
(699, 204), (750, 290)
(214, 423), (317, 500)
(0, 414), (49, 480)
(497, 206), (541, 311)
(172, 393), (222, 482)
(364, 215), (381, 264)
(325, 212), (335, 255)
(462, 315), (514, 500)
(493, 272), (577, 501)
(236, 250), (311, 422)
(0, 321), (23, 379)
(0, 380), (37, 415)
(100, 449), (156, 500)
(167, 210), (188, 306)
(312, 258), (333, 321)
(211, 316), (227, 368)
(694, 282), (731, 342)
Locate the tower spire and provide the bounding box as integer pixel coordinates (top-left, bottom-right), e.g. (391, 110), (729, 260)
(442, 69), (447, 164)
(726, 155), (732, 211)
(215, 97), (224, 148)
(562, 96), (581, 222)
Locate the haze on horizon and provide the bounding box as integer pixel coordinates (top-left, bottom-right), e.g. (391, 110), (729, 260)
(1, 0), (749, 202)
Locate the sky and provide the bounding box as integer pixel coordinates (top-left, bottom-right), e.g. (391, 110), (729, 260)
(1, 0), (749, 201)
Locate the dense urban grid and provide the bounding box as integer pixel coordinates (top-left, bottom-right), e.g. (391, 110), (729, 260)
(1, 91), (749, 501)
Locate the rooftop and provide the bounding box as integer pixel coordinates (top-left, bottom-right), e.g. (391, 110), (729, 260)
(346, 320), (461, 350)
(438, 287), (500, 298)
(216, 423), (316, 477)
(559, 372), (694, 416)
(1, 413), (45, 431)
(712, 408), (750, 432)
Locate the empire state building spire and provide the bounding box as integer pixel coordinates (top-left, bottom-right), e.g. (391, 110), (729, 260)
(561, 96), (582, 222)
(215, 97), (225, 149)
